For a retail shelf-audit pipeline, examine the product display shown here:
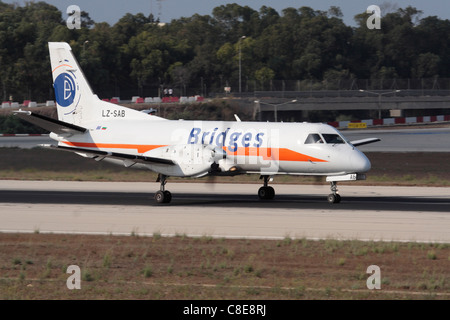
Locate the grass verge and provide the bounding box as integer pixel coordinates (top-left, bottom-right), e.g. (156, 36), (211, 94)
(0, 233), (448, 300)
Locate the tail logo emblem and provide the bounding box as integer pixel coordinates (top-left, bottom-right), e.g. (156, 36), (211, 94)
(54, 72), (77, 107)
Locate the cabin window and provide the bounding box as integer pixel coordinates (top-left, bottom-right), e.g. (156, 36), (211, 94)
(304, 133), (323, 144)
(322, 134), (345, 144)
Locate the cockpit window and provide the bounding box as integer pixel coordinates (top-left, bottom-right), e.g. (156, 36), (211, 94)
(322, 134), (345, 144)
(305, 134), (324, 144)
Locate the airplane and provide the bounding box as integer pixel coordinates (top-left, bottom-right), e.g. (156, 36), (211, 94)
(15, 42), (380, 204)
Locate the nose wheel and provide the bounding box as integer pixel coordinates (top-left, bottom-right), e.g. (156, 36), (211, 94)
(155, 174), (172, 204)
(328, 181), (341, 204)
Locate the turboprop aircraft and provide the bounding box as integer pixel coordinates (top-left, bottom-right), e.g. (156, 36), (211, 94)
(15, 42), (380, 204)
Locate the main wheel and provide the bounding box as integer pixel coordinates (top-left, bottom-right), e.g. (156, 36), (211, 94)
(155, 190), (166, 203)
(327, 193), (341, 204)
(258, 186), (275, 200)
(155, 190), (172, 203)
(163, 190), (172, 203)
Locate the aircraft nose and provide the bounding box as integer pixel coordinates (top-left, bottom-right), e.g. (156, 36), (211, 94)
(350, 150), (371, 173)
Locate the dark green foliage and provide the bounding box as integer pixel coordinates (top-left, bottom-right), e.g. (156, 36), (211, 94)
(0, 2), (449, 102)
(0, 115), (48, 134)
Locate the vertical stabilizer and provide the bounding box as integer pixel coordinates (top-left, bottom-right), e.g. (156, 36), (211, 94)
(48, 42), (159, 126)
(49, 42), (96, 125)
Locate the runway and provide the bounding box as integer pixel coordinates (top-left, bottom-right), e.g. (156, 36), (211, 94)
(0, 180), (449, 243)
(345, 127), (450, 152)
(0, 135), (52, 148)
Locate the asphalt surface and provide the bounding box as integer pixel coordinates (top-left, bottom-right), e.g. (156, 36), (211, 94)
(1, 181), (449, 243)
(0, 136), (52, 148)
(343, 127), (450, 152)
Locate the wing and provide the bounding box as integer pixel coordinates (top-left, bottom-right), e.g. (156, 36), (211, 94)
(42, 144), (175, 166)
(350, 138), (381, 147)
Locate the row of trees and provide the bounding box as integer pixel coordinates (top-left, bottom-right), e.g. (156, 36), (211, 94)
(0, 1), (449, 102)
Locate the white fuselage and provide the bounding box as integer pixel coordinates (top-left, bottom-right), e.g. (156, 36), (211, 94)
(54, 117), (371, 178)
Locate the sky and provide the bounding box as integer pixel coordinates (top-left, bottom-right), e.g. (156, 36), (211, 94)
(3, 0), (450, 26)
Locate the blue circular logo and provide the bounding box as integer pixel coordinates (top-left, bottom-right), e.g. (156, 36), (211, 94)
(54, 73), (76, 107)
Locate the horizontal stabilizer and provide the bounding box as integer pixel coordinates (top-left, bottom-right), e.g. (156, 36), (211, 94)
(350, 138), (381, 147)
(14, 110), (87, 134)
(44, 144), (175, 166)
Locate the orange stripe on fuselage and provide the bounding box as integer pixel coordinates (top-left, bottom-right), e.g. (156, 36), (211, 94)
(223, 147), (328, 162)
(62, 142), (327, 162)
(62, 141), (166, 154)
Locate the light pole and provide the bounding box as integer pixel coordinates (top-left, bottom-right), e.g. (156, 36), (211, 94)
(83, 40), (89, 54)
(238, 36), (246, 94)
(359, 89), (401, 119)
(254, 99), (297, 122)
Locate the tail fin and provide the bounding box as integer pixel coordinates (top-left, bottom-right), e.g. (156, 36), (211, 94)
(48, 42), (162, 126)
(49, 42), (95, 125)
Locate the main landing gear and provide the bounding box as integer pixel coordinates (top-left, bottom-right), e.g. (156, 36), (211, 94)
(155, 174), (172, 204)
(258, 175), (275, 200)
(327, 181), (341, 204)
(153, 174), (342, 204)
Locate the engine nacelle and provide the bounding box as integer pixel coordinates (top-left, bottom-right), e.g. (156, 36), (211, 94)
(144, 144), (225, 177)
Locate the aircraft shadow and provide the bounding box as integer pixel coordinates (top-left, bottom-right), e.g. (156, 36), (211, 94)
(1, 190), (449, 213)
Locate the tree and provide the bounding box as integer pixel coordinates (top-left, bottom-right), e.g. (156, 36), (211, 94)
(216, 42), (235, 80)
(415, 16), (450, 77)
(412, 53), (441, 78)
(212, 3), (258, 40)
(328, 6), (343, 18)
(0, 2), (449, 102)
(168, 61), (197, 96)
(255, 66), (275, 90)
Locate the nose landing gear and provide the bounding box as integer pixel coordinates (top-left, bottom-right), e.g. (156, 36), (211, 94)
(328, 181), (341, 204)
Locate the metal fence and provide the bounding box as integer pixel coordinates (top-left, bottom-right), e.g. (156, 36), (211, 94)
(237, 78), (450, 93)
